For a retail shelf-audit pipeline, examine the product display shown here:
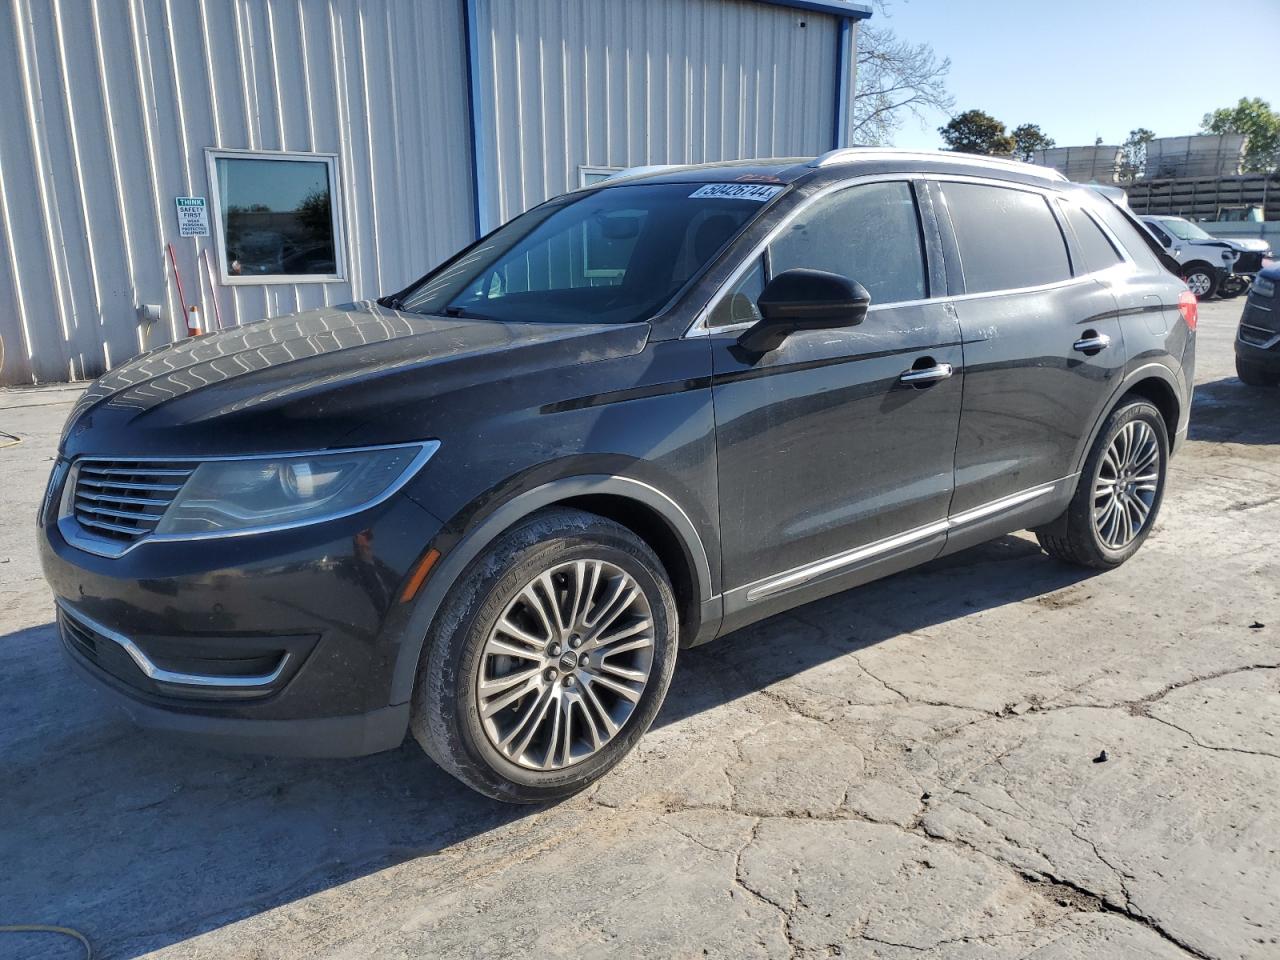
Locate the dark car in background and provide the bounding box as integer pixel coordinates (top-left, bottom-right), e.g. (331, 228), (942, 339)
(40, 149), (1195, 802)
(1236, 263), (1280, 386)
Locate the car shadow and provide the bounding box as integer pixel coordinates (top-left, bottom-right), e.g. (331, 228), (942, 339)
(0, 534), (1097, 959)
(1188, 376), (1280, 445)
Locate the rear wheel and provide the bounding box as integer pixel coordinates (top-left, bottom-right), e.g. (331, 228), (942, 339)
(1036, 399), (1169, 569)
(1236, 357), (1280, 387)
(410, 508), (678, 803)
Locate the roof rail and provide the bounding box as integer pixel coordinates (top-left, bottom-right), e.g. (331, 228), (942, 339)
(613, 163), (684, 179)
(810, 148), (1068, 182)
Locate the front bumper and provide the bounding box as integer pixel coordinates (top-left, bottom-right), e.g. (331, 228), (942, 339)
(1237, 294), (1280, 370)
(40, 490), (443, 756)
(61, 635), (410, 756)
(1236, 333), (1280, 372)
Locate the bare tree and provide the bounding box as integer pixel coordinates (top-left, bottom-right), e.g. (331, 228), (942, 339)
(850, 11), (953, 146)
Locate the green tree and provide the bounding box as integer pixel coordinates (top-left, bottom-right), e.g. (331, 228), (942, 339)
(1010, 123), (1055, 162)
(1118, 127), (1155, 183)
(938, 109), (1015, 156)
(1201, 97), (1280, 173)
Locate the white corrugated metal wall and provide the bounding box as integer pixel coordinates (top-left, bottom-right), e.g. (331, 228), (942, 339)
(0, 0), (862, 386)
(0, 0), (474, 385)
(473, 0), (844, 231)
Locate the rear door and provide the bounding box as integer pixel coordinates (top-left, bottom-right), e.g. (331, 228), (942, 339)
(707, 178), (963, 627)
(931, 178), (1126, 528)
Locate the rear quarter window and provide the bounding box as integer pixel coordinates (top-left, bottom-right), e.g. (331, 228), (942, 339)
(1061, 201), (1124, 274)
(940, 182), (1071, 294)
(1093, 204), (1169, 273)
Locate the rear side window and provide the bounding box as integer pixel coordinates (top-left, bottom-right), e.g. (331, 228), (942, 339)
(940, 182), (1071, 293)
(769, 180), (927, 306)
(1061, 202), (1124, 273)
(1093, 204), (1169, 274)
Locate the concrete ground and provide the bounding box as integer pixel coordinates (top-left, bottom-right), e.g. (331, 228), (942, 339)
(1, 299), (1276, 960)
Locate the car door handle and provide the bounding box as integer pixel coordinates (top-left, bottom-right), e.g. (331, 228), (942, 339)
(899, 362), (954, 386)
(1073, 333), (1112, 354)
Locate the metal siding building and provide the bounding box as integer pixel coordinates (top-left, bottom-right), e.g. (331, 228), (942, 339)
(0, 0), (868, 386)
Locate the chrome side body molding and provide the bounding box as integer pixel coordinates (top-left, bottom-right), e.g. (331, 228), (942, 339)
(744, 481), (1063, 602)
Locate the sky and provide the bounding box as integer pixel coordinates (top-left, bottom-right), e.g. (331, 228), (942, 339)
(872, 0), (1280, 151)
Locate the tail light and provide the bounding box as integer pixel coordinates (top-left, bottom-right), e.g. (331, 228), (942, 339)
(1178, 290), (1198, 331)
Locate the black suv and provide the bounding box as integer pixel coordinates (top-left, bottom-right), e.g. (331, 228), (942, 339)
(40, 150), (1196, 802)
(1236, 262), (1280, 386)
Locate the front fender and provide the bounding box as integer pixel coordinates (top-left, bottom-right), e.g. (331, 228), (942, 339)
(386, 473), (717, 704)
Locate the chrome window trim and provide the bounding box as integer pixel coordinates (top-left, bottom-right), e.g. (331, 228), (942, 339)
(57, 600), (289, 689)
(684, 172), (1126, 340)
(57, 440), (440, 559)
(741, 480), (1064, 602)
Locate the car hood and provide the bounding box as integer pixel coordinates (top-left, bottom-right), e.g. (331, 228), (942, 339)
(1223, 237), (1272, 253)
(1186, 236), (1270, 253)
(61, 301), (650, 458)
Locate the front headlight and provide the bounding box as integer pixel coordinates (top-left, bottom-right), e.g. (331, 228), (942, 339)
(1252, 275), (1276, 300)
(154, 441), (439, 536)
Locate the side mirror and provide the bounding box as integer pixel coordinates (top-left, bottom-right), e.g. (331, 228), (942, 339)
(737, 268), (870, 354)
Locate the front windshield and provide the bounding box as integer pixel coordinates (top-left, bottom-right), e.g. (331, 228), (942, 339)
(1161, 218), (1212, 241)
(398, 182), (779, 324)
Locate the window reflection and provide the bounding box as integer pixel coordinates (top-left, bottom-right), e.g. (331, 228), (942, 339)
(214, 156), (339, 278)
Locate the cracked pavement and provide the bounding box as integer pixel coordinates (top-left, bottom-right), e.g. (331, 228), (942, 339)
(1, 300), (1277, 959)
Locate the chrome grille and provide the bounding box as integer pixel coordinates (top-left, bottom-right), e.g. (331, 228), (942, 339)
(71, 459), (196, 543)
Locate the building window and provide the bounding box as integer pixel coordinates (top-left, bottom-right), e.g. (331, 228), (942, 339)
(206, 150), (346, 284)
(578, 165), (623, 188)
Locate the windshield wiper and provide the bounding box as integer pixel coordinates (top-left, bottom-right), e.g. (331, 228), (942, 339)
(443, 305), (495, 321)
(377, 294), (407, 310)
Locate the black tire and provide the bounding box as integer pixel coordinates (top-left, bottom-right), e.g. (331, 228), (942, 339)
(410, 507), (679, 803)
(1182, 264), (1219, 300)
(1036, 399), (1169, 569)
(1236, 356), (1280, 387)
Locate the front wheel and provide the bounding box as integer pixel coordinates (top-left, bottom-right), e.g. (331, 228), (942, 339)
(1183, 266), (1218, 299)
(1036, 399), (1169, 569)
(410, 508), (679, 803)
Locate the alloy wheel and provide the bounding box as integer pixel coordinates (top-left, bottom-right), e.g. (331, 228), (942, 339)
(476, 559), (655, 770)
(1185, 272), (1212, 297)
(1093, 420), (1160, 550)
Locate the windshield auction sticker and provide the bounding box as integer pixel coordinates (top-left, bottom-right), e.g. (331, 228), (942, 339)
(689, 183), (784, 202)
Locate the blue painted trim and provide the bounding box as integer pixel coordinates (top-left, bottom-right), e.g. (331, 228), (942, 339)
(832, 17), (853, 149)
(461, 0), (486, 237)
(752, 0), (872, 20)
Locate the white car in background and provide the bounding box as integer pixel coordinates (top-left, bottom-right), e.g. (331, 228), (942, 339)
(1140, 215), (1272, 299)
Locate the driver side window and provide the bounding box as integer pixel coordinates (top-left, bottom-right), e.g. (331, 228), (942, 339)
(704, 180), (927, 329)
(770, 180), (926, 306)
